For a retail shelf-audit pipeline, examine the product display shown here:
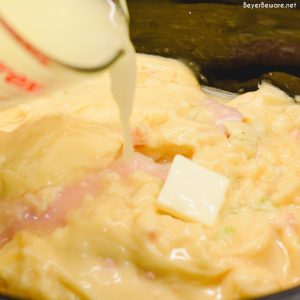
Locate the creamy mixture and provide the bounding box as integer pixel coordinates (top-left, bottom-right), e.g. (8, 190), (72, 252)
(0, 54), (299, 300)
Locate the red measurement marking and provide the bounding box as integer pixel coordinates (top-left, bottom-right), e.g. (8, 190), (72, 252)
(0, 61), (42, 92)
(0, 17), (49, 65)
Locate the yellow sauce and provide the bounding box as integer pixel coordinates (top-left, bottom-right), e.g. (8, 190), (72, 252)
(0, 54), (299, 300)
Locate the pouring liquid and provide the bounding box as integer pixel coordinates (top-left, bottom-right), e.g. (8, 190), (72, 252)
(111, 44), (136, 156)
(0, 0), (136, 155)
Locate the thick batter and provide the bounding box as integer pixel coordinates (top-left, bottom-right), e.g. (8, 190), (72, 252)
(0, 54), (299, 300)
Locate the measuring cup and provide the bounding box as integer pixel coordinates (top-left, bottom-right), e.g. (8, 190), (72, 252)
(0, 0), (130, 101)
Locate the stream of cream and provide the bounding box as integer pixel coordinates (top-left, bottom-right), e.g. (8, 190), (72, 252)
(110, 42), (136, 156)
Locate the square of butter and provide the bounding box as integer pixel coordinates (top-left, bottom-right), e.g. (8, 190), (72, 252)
(156, 155), (229, 226)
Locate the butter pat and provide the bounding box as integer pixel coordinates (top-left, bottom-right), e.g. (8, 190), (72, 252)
(157, 155), (229, 226)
